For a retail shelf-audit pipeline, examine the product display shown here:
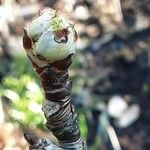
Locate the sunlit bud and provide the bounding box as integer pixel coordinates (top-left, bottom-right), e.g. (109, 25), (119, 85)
(23, 9), (77, 67)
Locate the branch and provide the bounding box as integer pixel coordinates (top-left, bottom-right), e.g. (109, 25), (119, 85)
(22, 8), (86, 150)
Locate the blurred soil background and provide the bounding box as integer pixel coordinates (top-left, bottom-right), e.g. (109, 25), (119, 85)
(0, 0), (150, 150)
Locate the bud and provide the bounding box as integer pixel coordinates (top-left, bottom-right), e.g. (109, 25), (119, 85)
(23, 9), (77, 67)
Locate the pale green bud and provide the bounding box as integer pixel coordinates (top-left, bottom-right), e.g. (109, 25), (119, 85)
(23, 9), (77, 66)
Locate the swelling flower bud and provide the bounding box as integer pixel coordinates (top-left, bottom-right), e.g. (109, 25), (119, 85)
(23, 9), (78, 67)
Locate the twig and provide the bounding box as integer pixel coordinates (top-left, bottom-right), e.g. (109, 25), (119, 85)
(22, 8), (86, 150)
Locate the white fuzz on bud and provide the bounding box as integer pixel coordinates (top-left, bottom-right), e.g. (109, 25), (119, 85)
(23, 9), (77, 67)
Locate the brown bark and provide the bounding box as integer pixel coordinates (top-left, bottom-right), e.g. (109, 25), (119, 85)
(24, 55), (86, 150)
